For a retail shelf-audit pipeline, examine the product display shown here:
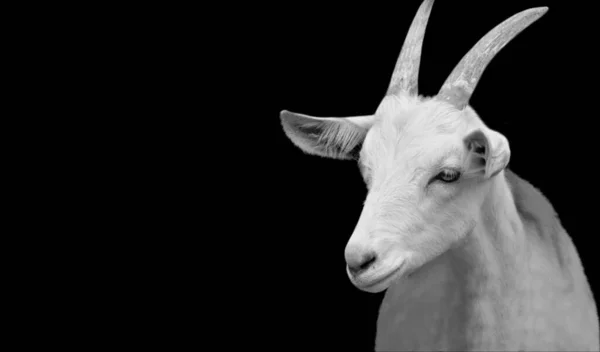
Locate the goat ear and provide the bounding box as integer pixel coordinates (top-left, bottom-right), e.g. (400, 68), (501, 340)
(463, 128), (510, 178)
(280, 110), (375, 160)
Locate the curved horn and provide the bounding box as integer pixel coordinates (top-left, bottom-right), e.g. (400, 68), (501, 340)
(437, 7), (548, 110)
(386, 0), (435, 97)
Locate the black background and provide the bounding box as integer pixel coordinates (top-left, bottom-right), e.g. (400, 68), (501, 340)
(15, 0), (598, 349)
(204, 0), (598, 350)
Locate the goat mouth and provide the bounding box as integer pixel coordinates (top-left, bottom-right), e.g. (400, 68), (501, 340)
(360, 262), (406, 289)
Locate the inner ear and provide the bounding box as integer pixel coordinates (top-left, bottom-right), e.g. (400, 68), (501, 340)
(280, 110), (373, 160)
(296, 121), (363, 158)
(346, 140), (364, 160)
(462, 128), (510, 178)
(470, 140), (486, 156)
(296, 123), (323, 140)
(465, 130), (488, 157)
(463, 129), (489, 174)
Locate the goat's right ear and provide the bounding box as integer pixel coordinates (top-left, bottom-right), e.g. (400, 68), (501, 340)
(280, 110), (375, 160)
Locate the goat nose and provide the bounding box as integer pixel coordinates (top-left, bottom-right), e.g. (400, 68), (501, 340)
(345, 249), (377, 276)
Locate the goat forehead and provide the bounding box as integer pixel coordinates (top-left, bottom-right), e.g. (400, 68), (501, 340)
(377, 99), (465, 139)
(363, 102), (466, 164)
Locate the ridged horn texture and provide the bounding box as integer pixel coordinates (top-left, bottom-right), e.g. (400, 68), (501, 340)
(386, 0), (435, 97)
(437, 7), (548, 110)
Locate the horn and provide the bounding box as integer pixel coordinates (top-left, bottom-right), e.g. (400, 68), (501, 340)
(386, 0), (435, 97)
(437, 7), (548, 110)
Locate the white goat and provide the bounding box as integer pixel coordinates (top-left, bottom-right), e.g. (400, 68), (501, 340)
(279, 0), (599, 351)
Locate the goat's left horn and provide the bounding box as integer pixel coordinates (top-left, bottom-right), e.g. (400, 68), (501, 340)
(386, 0), (435, 97)
(437, 7), (548, 110)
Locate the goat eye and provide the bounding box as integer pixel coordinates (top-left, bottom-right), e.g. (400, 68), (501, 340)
(435, 169), (461, 183)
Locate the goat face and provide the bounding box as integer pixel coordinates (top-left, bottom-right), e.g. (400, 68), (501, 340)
(343, 96), (510, 292)
(282, 95), (510, 292)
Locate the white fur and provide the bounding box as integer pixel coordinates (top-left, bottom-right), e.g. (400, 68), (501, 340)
(280, 94), (599, 350)
(279, 1), (597, 348)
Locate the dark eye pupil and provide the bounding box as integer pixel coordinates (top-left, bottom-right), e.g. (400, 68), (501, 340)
(438, 170), (460, 182)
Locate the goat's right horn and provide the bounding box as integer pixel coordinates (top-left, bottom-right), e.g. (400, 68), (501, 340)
(386, 0), (435, 97)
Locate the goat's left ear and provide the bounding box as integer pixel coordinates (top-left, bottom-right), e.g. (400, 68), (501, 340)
(463, 128), (510, 178)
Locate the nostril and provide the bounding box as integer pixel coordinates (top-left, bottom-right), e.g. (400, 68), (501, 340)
(348, 252), (377, 276)
(360, 254), (377, 270)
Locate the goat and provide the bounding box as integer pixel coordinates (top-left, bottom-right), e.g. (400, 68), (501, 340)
(279, 0), (599, 350)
